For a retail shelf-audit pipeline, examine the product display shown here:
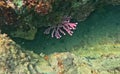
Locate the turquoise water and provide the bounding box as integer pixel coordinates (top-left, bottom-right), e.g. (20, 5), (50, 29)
(12, 5), (120, 55)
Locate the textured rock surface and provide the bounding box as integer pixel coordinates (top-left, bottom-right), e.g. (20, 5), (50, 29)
(0, 33), (120, 74)
(10, 26), (37, 40)
(47, 52), (120, 74)
(0, 33), (49, 74)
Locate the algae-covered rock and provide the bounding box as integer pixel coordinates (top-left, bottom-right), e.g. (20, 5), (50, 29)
(0, 33), (23, 73)
(42, 52), (120, 74)
(48, 52), (77, 74)
(10, 26), (37, 40)
(0, 33), (120, 74)
(31, 53), (120, 74)
(0, 33), (51, 74)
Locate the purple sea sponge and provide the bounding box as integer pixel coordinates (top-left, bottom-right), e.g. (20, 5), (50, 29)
(44, 16), (78, 39)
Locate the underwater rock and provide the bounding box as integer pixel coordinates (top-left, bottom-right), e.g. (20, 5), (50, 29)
(0, 33), (52, 74)
(10, 26), (37, 40)
(45, 52), (120, 74)
(48, 52), (120, 74)
(48, 52), (78, 74)
(0, 33), (120, 74)
(0, 33), (23, 73)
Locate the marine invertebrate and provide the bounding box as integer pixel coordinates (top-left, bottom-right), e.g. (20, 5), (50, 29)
(44, 16), (78, 39)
